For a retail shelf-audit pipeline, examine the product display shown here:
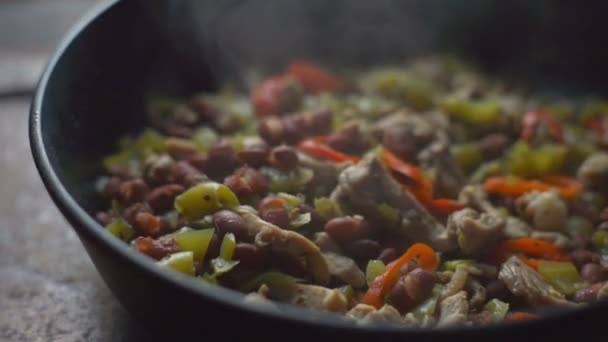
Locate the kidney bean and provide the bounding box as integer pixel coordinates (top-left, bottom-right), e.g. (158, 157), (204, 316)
(323, 216), (370, 242)
(269, 145), (299, 170)
(342, 239), (381, 260)
(387, 276), (414, 313)
(574, 283), (602, 303)
(327, 123), (370, 155)
(298, 203), (326, 229)
(283, 116), (307, 145)
(122, 203), (151, 225)
(189, 95), (219, 124)
(107, 165), (131, 179)
(382, 126), (418, 161)
(306, 110), (333, 136)
(117, 178), (149, 206)
(213, 210), (250, 241)
(258, 117), (285, 145)
(145, 184), (184, 213)
(238, 143), (270, 167)
(233, 243), (271, 269)
(377, 248), (399, 264)
(133, 236), (179, 260)
(571, 249), (600, 268)
(581, 263), (606, 284)
(224, 166), (268, 198)
(166, 138), (199, 161)
(479, 133), (510, 159)
(169, 161), (208, 188)
(260, 207), (290, 229)
(203, 140), (243, 179)
(403, 268), (437, 303)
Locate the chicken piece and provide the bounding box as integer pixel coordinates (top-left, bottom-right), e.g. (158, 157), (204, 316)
(438, 291), (469, 326)
(503, 216), (533, 239)
(331, 156), (455, 252)
(242, 285), (280, 312)
(346, 304), (403, 325)
(289, 284), (348, 313)
(447, 208), (505, 255)
(313, 232), (342, 254)
(236, 206), (330, 285)
(418, 135), (466, 198)
(323, 252), (366, 288)
(441, 265), (469, 299)
(297, 152), (346, 198)
(498, 256), (573, 306)
(516, 190), (567, 231)
(578, 152), (608, 192)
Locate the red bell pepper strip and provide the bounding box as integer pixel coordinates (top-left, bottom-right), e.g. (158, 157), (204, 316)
(285, 60), (346, 93)
(251, 75), (288, 117)
(362, 243), (438, 309)
(428, 198), (465, 215)
(381, 148), (423, 186)
(506, 311), (539, 321)
(520, 110), (564, 143)
(483, 176), (582, 200)
(296, 138), (360, 164)
(488, 238), (570, 270)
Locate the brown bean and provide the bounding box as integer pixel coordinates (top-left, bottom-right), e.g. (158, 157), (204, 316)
(260, 207), (290, 229)
(574, 283), (602, 303)
(382, 126), (418, 161)
(122, 202), (151, 225)
(479, 133), (510, 159)
(133, 236), (179, 260)
(169, 161), (208, 187)
(298, 203), (326, 229)
(204, 140), (243, 179)
(146, 184), (185, 213)
(213, 210), (250, 241)
(117, 178), (149, 205)
(323, 216), (370, 243)
(224, 166), (268, 198)
(403, 268), (437, 302)
(387, 276), (414, 313)
(571, 249), (600, 268)
(581, 263), (606, 284)
(307, 110), (333, 136)
(377, 248), (399, 264)
(258, 117), (284, 145)
(166, 138), (199, 160)
(269, 145), (299, 171)
(232, 243), (270, 269)
(342, 239), (381, 260)
(164, 124), (194, 138)
(107, 165), (131, 179)
(237, 143), (270, 167)
(103, 176), (122, 199)
(133, 212), (165, 237)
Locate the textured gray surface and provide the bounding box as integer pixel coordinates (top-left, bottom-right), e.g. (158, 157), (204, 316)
(0, 99), (149, 342)
(0, 1), (149, 341)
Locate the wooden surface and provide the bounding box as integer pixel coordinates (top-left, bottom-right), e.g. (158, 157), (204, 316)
(0, 1), (149, 341)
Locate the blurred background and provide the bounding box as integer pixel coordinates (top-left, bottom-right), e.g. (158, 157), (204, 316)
(0, 1), (149, 341)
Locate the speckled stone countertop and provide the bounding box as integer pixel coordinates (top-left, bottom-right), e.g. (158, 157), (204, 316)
(0, 1), (149, 341)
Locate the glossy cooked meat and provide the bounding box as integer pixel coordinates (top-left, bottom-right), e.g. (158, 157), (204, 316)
(96, 57), (608, 328)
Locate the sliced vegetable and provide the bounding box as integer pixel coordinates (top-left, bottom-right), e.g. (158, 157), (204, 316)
(157, 251), (195, 275)
(440, 97), (501, 125)
(483, 176), (582, 200)
(362, 243), (438, 309)
(428, 198), (465, 215)
(260, 167), (314, 193)
(452, 143), (483, 172)
(174, 182), (240, 220)
(489, 238), (570, 269)
(105, 219), (135, 242)
(170, 228), (214, 262)
(219, 233), (237, 260)
(297, 138), (360, 164)
(442, 259), (474, 272)
(484, 298), (510, 321)
(507, 142), (567, 179)
(537, 261), (581, 295)
(314, 197), (342, 219)
(241, 271), (301, 300)
(381, 148), (423, 185)
(592, 230), (608, 249)
(412, 284), (442, 319)
(365, 260), (386, 287)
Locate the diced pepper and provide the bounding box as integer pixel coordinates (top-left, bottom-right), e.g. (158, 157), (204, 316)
(170, 228), (214, 263)
(470, 160), (503, 184)
(381, 148), (423, 185)
(192, 127), (219, 153)
(105, 219), (135, 242)
(220, 233), (236, 261)
(362, 243), (438, 309)
(377, 203), (400, 223)
(452, 143), (482, 172)
(488, 238), (570, 270)
(365, 260), (386, 287)
(297, 138), (360, 164)
(157, 251), (195, 275)
(440, 97), (501, 125)
(537, 261), (582, 295)
(241, 271), (301, 300)
(259, 167), (314, 193)
(251, 76), (287, 117)
(483, 176), (582, 200)
(507, 141), (567, 179)
(314, 197), (343, 219)
(428, 198), (465, 215)
(277, 192), (305, 208)
(592, 230), (608, 249)
(285, 60), (346, 93)
(520, 110), (564, 143)
(442, 259), (475, 272)
(174, 182), (240, 220)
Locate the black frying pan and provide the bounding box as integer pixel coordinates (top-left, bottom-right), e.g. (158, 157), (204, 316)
(30, 0), (608, 340)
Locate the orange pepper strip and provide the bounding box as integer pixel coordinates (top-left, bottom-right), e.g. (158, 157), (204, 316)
(428, 198), (465, 215)
(285, 60), (346, 93)
(296, 139), (361, 164)
(506, 311), (539, 321)
(381, 149), (423, 185)
(362, 243), (438, 309)
(483, 176), (582, 200)
(488, 238), (570, 270)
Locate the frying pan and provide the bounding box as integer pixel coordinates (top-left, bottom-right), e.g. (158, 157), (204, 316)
(29, 0), (608, 340)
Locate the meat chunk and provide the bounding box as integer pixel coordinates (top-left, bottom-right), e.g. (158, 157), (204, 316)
(297, 152), (346, 198)
(578, 152), (608, 192)
(418, 136), (466, 198)
(313, 232), (342, 254)
(236, 206), (330, 285)
(498, 256), (572, 306)
(438, 291), (469, 326)
(330, 156), (455, 251)
(465, 279), (487, 309)
(447, 208), (504, 255)
(289, 284), (348, 313)
(346, 304), (403, 325)
(441, 265), (469, 299)
(516, 190), (567, 231)
(323, 252), (366, 288)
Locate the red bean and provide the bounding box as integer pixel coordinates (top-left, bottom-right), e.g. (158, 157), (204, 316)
(117, 178), (149, 206)
(377, 248), (398, 264)
(387, 276), (414, 313)
(307, 110), (333, 136)
(283, 116), (307, 145)
(133, 236), (179, 260)
(237, 143), (270, 167)
(146, 184), (185, 213)
(213, 210), (250, 241)
(571, 249), (600, 268)
(403, 268), (437, 302)
(166, 138), (198, 161)
(103, 177), (122, 199)
(122, 202), (151, 225)
(169, 161), (208, 187)
(574, 283), (602, 303)
(382, 126), (418, 161)
(258, 117), (285, 145)
(581, 263), (606, 284)
(485, 280), (509, 301)
(269, 145), (299, 170)
(323, 216), (370, 242)
(260, 207), (290, 229)
(224, 166), (268, 197)
(204, 140), (243, 179)
(233, 243), (270, 269)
